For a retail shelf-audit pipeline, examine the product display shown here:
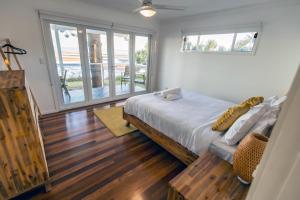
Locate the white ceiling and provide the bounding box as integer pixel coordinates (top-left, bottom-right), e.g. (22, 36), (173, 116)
(79, 0), (279, 19)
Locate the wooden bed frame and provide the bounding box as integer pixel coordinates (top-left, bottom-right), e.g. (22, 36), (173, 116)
(123, 108), (198, 165)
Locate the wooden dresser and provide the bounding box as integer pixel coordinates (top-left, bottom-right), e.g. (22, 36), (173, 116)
(168, 152), (249, 200)
(0, 70), (49, 199)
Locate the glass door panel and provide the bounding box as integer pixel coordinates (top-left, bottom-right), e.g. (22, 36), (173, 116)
(50, 24), (85, 105)
(113, 33), (131, 95)
(47, 22), (152, 110)
(134, 36), (149, 92)
(86, 29), (110, 100)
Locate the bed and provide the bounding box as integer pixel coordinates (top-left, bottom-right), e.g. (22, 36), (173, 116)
(123, 90), (236, 165)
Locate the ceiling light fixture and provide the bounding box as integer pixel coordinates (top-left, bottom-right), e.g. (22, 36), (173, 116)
(139, 5), (156, 17)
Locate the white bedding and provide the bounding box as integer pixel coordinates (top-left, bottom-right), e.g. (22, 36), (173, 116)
(124, 90), (234, 155)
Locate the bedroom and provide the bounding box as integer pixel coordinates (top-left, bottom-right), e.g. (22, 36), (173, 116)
(0, 0), (299, 199)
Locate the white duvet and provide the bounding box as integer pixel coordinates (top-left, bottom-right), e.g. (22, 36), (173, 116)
(124, 91), (234, 155)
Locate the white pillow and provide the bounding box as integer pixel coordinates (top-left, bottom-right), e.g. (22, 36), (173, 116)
(224, 104), (268, 145)
(262, 95), (287, 107)
(250, 96), (287, 135)
(271, 96), (287, 107)
(249, 109), (277, 135)
(161, 88), (181, 98)
(165, 93), (182, 101)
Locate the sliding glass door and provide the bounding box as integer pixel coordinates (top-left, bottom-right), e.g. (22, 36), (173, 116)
(86, 29), (110, 100)
(113, 32), (131, 96)
(112, 33), (150, 95)
(134, 35), (149, 92)
(46, 21), (151, 110)
(50, 24), (86, 104)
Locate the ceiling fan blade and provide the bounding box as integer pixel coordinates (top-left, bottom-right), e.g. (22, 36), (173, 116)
(153, 4), (185, 11)
(137, 0), (151, 3)
(133, 7), (142, 13)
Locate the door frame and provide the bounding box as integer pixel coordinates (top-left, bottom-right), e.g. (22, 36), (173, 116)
(42, 20), (92, 110)
(111, 31), (152, 98)
(40, 16), (154, 112)
(111, 30), (134, 97)
(82, 26), (115, 105)
(132, 33), (152, 94)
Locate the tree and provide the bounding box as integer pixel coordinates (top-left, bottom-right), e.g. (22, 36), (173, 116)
(135, 44), (148, 65)
(135, 49), (147, 65)
(204, 40), (217, 51)
(235, 35), (252, 50)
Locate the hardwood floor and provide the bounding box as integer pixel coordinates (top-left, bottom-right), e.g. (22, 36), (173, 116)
(20, 102), (185, 200)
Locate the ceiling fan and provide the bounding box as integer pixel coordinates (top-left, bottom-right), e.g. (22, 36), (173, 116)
(134, 0), (185, 18)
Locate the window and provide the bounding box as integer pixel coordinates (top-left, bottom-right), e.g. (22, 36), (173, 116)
(182, 31), (259, 54)
(40, 11), (153, 110)
(198, 33), (234, 52)
(233, 32), (258, 52)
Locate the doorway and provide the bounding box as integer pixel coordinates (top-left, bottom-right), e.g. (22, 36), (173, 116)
(44, 21), (151, 110)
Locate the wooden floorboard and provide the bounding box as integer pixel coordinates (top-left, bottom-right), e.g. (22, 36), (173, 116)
(17, 103), (185, 200)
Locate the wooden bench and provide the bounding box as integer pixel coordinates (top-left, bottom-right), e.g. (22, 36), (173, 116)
(168, 152), (249, 200)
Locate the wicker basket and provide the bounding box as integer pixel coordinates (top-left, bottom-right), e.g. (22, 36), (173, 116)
(233, 133), (268, 184)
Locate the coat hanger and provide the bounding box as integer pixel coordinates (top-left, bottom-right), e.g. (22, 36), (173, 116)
(1, 43), (27, 55)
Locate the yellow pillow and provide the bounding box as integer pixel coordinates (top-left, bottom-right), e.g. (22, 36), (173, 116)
(212, 103), (251, 132)
(241, 96), (264, 107)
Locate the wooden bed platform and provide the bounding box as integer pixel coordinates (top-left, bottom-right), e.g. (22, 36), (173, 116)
(123, 108), (249, 200)
(123, 108), (198, 165)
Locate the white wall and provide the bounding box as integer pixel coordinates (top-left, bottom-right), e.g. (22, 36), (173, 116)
(246, 65), (300, 200)
(157, 1), (300, 103)
(0, 0), (159, 114)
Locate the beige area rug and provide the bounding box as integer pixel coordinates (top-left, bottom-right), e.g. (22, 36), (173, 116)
(94, 106), (137, 137)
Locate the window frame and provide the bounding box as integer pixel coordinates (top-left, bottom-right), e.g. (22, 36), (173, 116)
(39, 10), (156, 111)
(181, 23), (262, 55)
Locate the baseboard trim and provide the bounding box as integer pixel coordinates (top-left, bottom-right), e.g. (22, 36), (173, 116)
(39, 98), (127, 119)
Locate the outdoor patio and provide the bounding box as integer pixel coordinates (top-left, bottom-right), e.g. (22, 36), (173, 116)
(62, 84), (146, 104)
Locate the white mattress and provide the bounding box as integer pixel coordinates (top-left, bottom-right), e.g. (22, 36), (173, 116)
(124, 91), (234, 155)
